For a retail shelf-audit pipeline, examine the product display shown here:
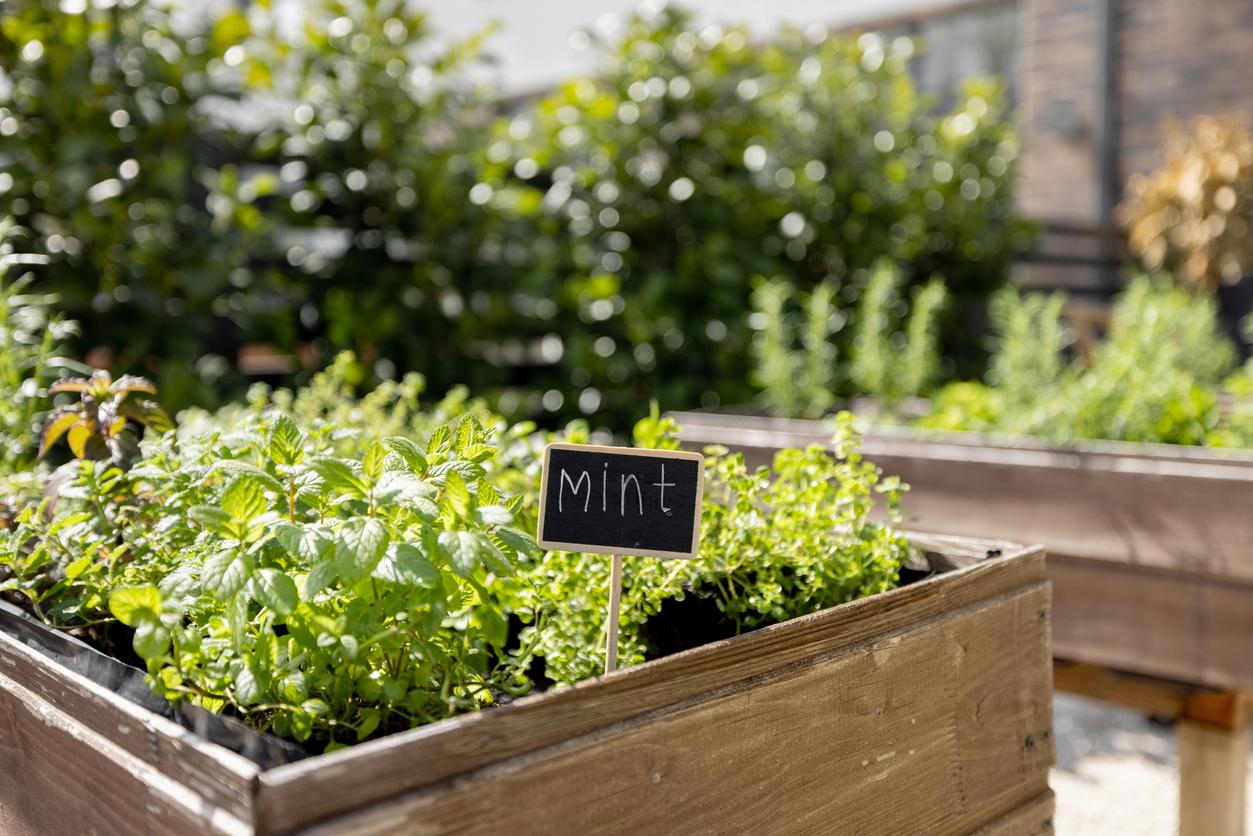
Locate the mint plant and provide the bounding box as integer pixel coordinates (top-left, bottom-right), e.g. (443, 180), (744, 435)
(4, 402), (543, 750)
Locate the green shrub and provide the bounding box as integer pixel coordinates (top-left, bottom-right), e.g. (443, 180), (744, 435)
(1, 0), (500, 413)
(478, 7), (1028, 424)
(0, 0), (242, 408)
(3, 2), (1026, 428)
(207, 0), (503, 398)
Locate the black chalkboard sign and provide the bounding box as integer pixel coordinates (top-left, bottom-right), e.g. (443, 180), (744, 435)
(537, 444), (705, 559)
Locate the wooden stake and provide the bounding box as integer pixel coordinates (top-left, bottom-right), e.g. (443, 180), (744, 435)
(604, 554), (624, 674)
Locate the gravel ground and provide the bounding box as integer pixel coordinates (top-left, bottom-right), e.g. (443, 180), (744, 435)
(1052, 693), (1253, 834)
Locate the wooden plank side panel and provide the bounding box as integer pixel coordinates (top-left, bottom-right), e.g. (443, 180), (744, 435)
(674, 413), (1253, 690)
(971, 791), (1055, 836)
(300, 584), (1052, 836)
(0, 631), (259, 822)
(0, 670), (251, 836)
(258, 548), (1047, 833)
(1049, 555), (1253, 690)
(674, 413), (1253, 584)
(860, 445), (1253, 585)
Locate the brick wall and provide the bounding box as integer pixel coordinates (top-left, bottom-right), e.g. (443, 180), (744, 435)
(1019, 0), (1253, 222)
(1018, 0), (1103, 223)
(1016, 0), (1253, 291)
(1117, 0), (1253, 179)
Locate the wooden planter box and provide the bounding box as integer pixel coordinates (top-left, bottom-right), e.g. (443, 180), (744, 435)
(0, 535), (1052, 835)
(674, 411), (1253, 692)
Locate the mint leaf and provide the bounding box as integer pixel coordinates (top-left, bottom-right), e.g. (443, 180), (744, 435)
(384, 436), (427, 474)
(202, 551), (251, 600)
(373, 543), (441, 590)
(266, 415), (305, 465)
(251, 568), (299, 616)
(333, 517), (389, 583)
(439, 530), (485, 578)
(109, 586), (162, 627)
(222, 475), (268, 523)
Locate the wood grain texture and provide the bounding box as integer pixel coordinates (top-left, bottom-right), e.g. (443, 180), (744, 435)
(0, 668), (251, 836)
(300, 582), (1052, 835)
(0, 538), (1049, 835)
(0, 631), (259, 822)
(256, 544), (1047, 833)
(1179, 720), (1250, 836)
(673, 412), (1253, 690)
(674, 412), (1253, 583)
(970, 791), (1055, 836)
(1048, 554), (1253, 690)
(0, 629), (259, 823)
(1053, 661), (1253, 727)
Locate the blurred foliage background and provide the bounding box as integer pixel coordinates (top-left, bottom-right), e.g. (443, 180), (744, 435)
(0, 0), (1028, 430)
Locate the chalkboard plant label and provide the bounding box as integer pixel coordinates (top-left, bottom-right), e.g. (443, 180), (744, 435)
(537, 443), (705, 559)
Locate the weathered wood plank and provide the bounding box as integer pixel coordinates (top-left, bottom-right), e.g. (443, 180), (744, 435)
(1054, 662), (1251, 728)
(970, 790), (1055, 836)
(0, 629), (259, 824)
(0, 668), (252, 836)
(1049, 555), (1253, 690)
(299, 583), (1052, 836)
(675, 412), (1253, 584)
(674, 411), (1253, 690)
(257, 546), (1046, 833)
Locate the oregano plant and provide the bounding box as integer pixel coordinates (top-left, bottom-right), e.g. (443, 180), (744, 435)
(508, 411), (912, 685)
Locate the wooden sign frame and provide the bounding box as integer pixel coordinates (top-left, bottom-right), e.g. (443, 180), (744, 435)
(537, 443), (706, 560)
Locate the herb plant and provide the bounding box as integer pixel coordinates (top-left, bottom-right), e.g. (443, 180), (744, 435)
(920, 277), (1236, 445)
(0, 221), (78, 475)
(4, 356), (916, 750)
(750, 277), (837, 419)
(751, 263), (948, 416)
(850, 263), (948, 404)
(5, 402), (543, 750)
(40, 370), (172, 464)
(510, 411), (911, 686)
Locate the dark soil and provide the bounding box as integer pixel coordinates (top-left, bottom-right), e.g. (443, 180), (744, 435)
(638, 564), (936, 660)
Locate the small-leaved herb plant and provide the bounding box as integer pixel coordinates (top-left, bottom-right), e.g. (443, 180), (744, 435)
(509, 410), (911, 686)
(3, 368), (915, 750)
(920, 276), (1236, 445)
(751, 263), (948, 418)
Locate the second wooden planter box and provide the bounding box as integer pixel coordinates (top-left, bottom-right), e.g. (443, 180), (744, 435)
(675, 411), (1253, 691)
(0, 534), (1051, 835)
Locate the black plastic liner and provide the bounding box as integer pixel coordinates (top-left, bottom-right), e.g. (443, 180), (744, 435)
(0, 600), (308, 768)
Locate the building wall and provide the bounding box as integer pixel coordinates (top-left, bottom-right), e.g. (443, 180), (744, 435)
(1019, 0), (1253, 223)
(1018, 0), (1103, 223)
(1117, 0), (1253, 179)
